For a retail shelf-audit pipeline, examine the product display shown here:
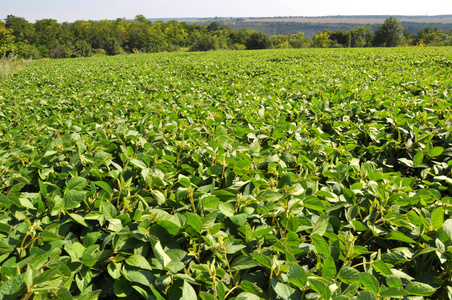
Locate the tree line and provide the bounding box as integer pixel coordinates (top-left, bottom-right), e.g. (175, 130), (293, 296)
(1, 15), (451, 59)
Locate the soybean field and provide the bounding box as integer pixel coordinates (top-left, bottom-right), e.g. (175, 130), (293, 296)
(1, 47), (452, 299)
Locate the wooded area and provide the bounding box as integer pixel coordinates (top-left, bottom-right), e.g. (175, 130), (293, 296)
(1, 15), (451, 59)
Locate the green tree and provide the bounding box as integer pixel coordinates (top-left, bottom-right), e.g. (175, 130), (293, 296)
(288, 32), (310, 48)
(414, 26), (446, 46)
(189, 34), (219, 51)
(373, 17), (404, 47)
(245, 31), (272, 50)
(313, 30), (332, 48)
(330, 30), (351, 47)
(349, 27), (373, 47)
(270, 35), (289, 49)
(0, 21), (17, 56)
(5, 15), (35, 44)
(34, 19), (61, 57)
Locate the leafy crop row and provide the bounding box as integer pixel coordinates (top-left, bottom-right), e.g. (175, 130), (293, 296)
(1, 47), (452, 299)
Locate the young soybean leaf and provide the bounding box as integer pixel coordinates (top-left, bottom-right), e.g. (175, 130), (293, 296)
(239, 280), (266, 298)
(405, 282), (437, 296)
(63, 190), (86, 210)
(288, 263), (307, 288)
(182, 281), (197, 300)
(186, 212), (203, 233)
(359, 273), (380, 294)
(67, 177), (88, 191)
(125, 254), (153, 271)
(271, 278), (302, 300)
(431, 206), (444, 231)
(371, 260), (392, 276)
(413, 151), (424, 166)
(250, 253), (273, 269)
(338, 266), (360, 284)
(443, 219), (452, 239)
(429, 146), (443, 157)
(321, 256), (337, 278)
(311, 234), (330, 256)
(308, 278), (331, 300)
(153, 240), (171, 268)
(94, 181), (113, 194)
(24, 266), (33, 291)
(357, 291), (377, 300)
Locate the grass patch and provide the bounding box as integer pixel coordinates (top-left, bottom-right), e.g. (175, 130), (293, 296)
(0, 54), (27, 81)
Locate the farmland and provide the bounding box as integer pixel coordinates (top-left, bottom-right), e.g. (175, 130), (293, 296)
(1, 47), (452, 299)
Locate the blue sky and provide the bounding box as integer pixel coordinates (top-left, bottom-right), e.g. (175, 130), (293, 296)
(1, 0), (451, 22)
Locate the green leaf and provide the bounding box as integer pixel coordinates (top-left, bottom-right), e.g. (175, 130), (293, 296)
(380, 287), (408, 297)
(304, 196), (325, 212)
(357, 291), (377, 300)
(385, 230), (416, 244)
(101, 201), (117, 220)
(125, 254), (153, 271)
(107, 219), (123, 232)
(250, 253), (273, 269)
(412, 247), (436, 259)
(149, 286), (165, 300)
(359, 273), (379, 294)
(182, 281), (197, 300)
(371, 260), (392, 276)
(186, 212), (203, 233)
(312, 217), (329, 236)
(153, 240), (171, 268)
(63, 190), (86, 210)
(271, 278), (302, 300)
(278, 173), (292, 188)
(94, 181), (113, 194)
(430, 146), (443, 157)
(130, 159), (147, 169)
(413, 151), (424, 166)
(259, 191), (284, 201)
(113, 278), (133, 297)
(338, 266), (360, 284)
(218, 202), (235, 217)
(0, 274), (25, 299)
(405, 282), (437, 296)
(308, 278), (331, 300)
(68, 213), (89, 227)
(321, 256), (337, 278)
(288, 263), (308, 288)
(311, 234), (330, 256)
(443, 219), (452, 239)
(239, 280), (266, 298)
(67, 177), (87, 191)
(151, 190), (166, 205)
(236, 292), (262, 300)
(230, 256), (259, 271)
(251, 226), (274, 239)
(24, 266), (33, 291)
(431, 206), (444, 231)
(386, 275), (402, 288)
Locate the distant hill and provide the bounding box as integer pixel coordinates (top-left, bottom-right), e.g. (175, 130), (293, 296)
(186, 15), (452, 37)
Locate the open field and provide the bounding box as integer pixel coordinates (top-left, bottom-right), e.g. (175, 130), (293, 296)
(1, 47), (452, 299)
(235, 16), (452, 24)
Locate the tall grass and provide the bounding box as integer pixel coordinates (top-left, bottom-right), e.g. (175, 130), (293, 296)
(0, 54), (27, 81)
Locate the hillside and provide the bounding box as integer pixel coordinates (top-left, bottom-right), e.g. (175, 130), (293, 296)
(189, 15), (452, 37)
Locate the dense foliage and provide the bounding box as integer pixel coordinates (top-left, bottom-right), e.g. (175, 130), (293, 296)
(1, 15), (452, 59)
(1, 47), (452, 299)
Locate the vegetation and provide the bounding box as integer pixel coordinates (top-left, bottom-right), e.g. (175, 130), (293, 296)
(373, 17), (405, 47)
(0, 53), (27, 81)
(1, 15), (452, 60)
(1, 47), (452, 299)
